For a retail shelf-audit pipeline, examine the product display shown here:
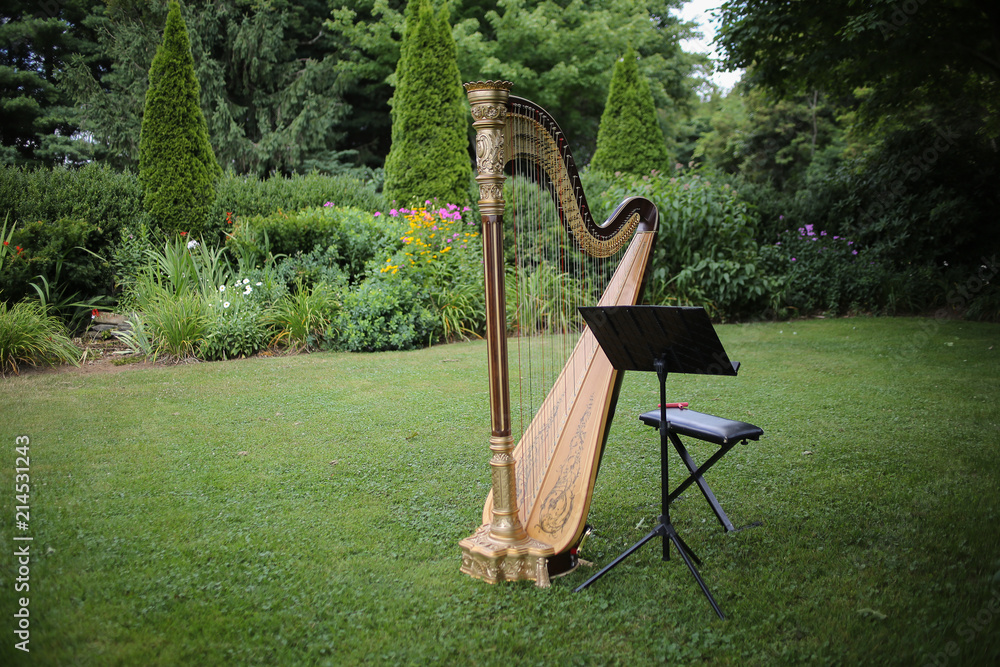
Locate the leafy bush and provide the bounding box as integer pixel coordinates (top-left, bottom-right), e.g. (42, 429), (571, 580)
(210, 171), (384, 236)
(0, 298), (80, 376)
(0, 163), (146, 241)
(110, 223), (161, 302)
(230, 205), (395, 282)
(336, 275), (437, 352)
(136, 285), (210, 361)
(759, 224), (887, 315)
(0, 217), (112, 306)
(275, 246), (349, 293)
(596, 170), (773, 319)
(269, 281), (340, 351)
(375, 203), (485, 342)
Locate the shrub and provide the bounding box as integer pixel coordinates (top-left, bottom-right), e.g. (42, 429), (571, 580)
(275, 247), (349, 293)
(0, 298), (80, 376)
(110, 223), (161, 304)
(210, 171), (384, 236)
(382, 0), (471, 207)
(375, 203), (485, 341)
(269, 281), (340, 351)
(596, 169), (773, 319)
(760, 224), (889, 316)
(138, 285), (211, 361)
(138, 1), (221, 236)
(0, 217), (112, 307)
(0, 164), (146, 241)
(230, 205), (394, 282)
(336, 275), (437, 352)
(590, 47), (670, 176)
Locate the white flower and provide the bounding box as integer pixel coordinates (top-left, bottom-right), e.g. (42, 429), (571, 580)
(243, 278), (250, 285)
(255, 281), (263, 287)
(187, 240), (200, 249)
(243, 286), (252, 295)
(223, 301), (230, 309)
(219, 285), (226, 292)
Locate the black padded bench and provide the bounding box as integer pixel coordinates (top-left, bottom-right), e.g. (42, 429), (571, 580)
(639, 408), (763, 532)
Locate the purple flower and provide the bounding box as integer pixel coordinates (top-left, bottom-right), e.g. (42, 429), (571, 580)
(852, 250), (858, 255)
(791, 257), (797, 262)
(779, 215), (784, 220)
(805, 224), (815, 236)
(390, 209), (399, 217)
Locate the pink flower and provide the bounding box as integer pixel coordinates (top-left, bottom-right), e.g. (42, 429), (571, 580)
(390, 209), (399, 216)
(374, 211), (381, 217)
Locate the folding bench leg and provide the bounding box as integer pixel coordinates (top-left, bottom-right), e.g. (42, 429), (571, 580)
(667, 432), (737, 532)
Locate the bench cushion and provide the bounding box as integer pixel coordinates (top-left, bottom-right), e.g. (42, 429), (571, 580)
(639, 408), (763, 446)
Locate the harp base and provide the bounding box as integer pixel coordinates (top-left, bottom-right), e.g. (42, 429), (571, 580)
(459, 525), (555, 588)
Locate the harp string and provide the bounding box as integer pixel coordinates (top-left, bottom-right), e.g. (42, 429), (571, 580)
(505, 102), (627, 515)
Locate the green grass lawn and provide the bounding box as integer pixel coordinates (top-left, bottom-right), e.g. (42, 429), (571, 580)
(2, 317), (999, 665)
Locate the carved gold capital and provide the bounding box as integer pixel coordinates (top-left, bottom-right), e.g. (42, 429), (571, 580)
(466, 81), (510, 215)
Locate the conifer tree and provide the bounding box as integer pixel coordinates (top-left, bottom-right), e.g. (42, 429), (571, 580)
(383, 0), (471, 207)
(138, 1), (221, 235)
(590, 47), (670, 176)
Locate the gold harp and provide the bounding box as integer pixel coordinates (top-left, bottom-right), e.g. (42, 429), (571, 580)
(459, 81), (659, 587)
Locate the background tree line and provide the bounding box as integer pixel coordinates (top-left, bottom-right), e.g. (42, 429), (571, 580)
(1, 0), (702, 174)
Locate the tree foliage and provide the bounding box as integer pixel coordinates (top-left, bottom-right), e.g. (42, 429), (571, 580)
(695, 86), (844, 191)
(0, 0), (105, 167)
(138, 1), (220, 235)
(330, 0), (702, 164)
(70, 0), (353, 175)
(383, 0), (471, 207)
(590, 47), (670, 175)
(716, 0), (1000, 137)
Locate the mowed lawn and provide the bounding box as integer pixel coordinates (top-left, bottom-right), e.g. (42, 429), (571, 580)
(1, 317), (999, 665)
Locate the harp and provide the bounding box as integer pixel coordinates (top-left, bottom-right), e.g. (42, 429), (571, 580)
(459, 81), (659, 587)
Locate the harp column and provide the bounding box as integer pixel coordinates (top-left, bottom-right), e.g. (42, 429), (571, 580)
(459, 80), (554, 587)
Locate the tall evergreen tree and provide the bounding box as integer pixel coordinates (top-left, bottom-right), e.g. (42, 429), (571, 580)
(138, 1), (220, 236)
(590, 47), (670, 175)
(383, 0), (471, 207)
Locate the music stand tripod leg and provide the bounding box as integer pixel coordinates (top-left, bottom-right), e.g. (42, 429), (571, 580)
(573, 524), (665, 592)
(575, 359), (725, 620)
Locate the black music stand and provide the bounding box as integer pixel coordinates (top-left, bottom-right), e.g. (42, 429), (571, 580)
(573, 305), (738, 620)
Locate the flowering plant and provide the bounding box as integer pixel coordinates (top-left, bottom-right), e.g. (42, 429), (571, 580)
(380, 202), (476, 275)
(1, 217), (20, 269)
(201, 277), (270, 360)
(761, 220), (885, 314)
